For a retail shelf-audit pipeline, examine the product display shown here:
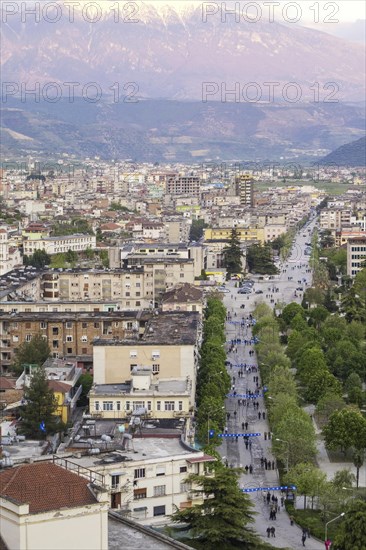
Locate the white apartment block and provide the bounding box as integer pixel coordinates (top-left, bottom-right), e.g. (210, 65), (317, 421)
(347, 237), (366, 277)
(23, 234), (96, 256)
(62, 439), (214, 522)
(0, 228), (22, 276)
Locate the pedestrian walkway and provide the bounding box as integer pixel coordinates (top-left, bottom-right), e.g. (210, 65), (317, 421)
(221, 286), (323, 550)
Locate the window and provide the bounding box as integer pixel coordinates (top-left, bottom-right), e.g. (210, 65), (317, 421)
(152, 364), (160, 374)
(67, 348), (72, 354)
(81, 335), (88, 342)
(116, 401), (121, 411)
(156, 467), (166, 477)
(136, 301), (141, 306)
(103, 401), (113, 411)
(95, 401), (100, 411)
(66, 335), (73, 342)
(157, 401), (161, 411)
(52, 340), (59, 348)
(153, 505), (166, 516)
(82, 322), (87, 328)
(52, 327), (59, 335)
(66, 321), (73, 329)
(134, 488), (147, 500)
(165, 401), (175, 411)
(180, 482), (190, 493)
(154, 485), (166, 497)
(125, 401), (130, 411)
(180, 466), (187, 473)
(111, 475), (120, 489)
(94, 322), (100, 329)
(134, 468), (146, 479)
(40, 322), (47, 329)
(25, 334), (32, 342)
(130, 351), (137, 358)
(147, 401), (152, 411)
(178, 401), (183, 411)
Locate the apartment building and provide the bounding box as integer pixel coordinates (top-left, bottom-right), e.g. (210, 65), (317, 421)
(166, 176), (201, 196)
(89, 367), (192, 420)
(59, 440), (214, 522)
(235, 174), (254, 207)
(320, 208), (351, 230)
(0, 228), (22, 276)
(347, 237), (366, 277)
(93, 312), (201, 402)
(23, 234), (96, 256)
(204, 226), (265, 244)
(0, 311), (148, 373)
(0, 461), (109, 550)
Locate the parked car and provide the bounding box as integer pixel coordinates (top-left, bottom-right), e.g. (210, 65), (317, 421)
(238, 288), (251, 294)
(217, 287), (230, 293)
(255, 290), (263, 294)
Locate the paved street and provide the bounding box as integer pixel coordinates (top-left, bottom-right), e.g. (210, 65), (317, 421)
(219, 217), (325, 549)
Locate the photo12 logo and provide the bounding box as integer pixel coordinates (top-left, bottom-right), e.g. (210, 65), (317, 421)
(1, 1), (140, 24)
(202, 81), (339, 104)
(201, 2), (340, 24)
(1, 82), (140, 104)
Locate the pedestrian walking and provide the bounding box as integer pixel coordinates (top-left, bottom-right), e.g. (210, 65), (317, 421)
(249, 464), (253, 474)
(245, 465), (249, 473)
(264, 431), (267, 440)
(242, 422), (245, 430)
(235, 435), (239, 442)
(262, 411), (266, 420)
(266, 527), (271, 538)
(266, 491), (271, 504)
(258, 411), (261, 420)
(302, 534), (306, 546)
(245, 421), (248, 430)
(272, 460), (275, 470)
(270, 527), (275, 538)
(249, 440), (252, 450)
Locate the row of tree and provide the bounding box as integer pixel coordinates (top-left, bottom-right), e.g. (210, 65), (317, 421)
(195, 296), (231, 448)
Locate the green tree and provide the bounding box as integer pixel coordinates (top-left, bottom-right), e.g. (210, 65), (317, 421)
(19, 367), (59, 439)
(246, 243), (278, 275)
(323, 408), (366, 455)
(268, 393), (299, 427)
(290, 312), (308, 332)
(308, 306), (329, 329)
(306, 370), (343, 404)
(268, 367), (297, 399)
(352, 450), (364, 489)
(296, 347), (328, 386)
(222, 228), (243, 277)
(333, 500), (366, 550)
(281, 302), (305, 326)
(76, 373), (93, 405)
(283, 463), (327, 509)
(315, 392), (346, 428)
(24, 249), (50, 268)
(12, 334), (51, 375)
(170, 468), (259, 549)
(331, 469), (356, 489)
(65, 248), (78, 264)
(189, 219), (208, 241)
(274, 411), (317, 467)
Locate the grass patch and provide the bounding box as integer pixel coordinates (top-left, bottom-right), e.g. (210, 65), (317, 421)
(285, 504), (338, 541)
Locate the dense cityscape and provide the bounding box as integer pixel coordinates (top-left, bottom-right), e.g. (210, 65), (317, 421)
(1, 1), (366, 550)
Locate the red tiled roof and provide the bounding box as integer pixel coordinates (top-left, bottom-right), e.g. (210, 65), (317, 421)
(0, 378), (16, 390)
(48, 380), (71, 393)
(0, 462), (97, 513)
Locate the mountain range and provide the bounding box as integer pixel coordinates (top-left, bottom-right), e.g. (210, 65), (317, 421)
(1, 1), (365, 162)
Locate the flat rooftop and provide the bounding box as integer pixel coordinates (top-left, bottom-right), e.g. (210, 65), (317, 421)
(92, 379), (188, 396)
(94, 312), (200, 346)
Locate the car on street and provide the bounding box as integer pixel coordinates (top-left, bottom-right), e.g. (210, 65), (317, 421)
(255, 290), (263, 294)
(238, 288), (252, 294)
(217, 287), (230, 293)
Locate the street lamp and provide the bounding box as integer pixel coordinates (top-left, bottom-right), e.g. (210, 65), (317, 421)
(275, 438), (290, 472)
(207, 406), (225, 445)
(325, 512), (345, 541)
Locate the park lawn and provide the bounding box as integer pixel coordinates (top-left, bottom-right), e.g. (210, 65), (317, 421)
(286, 505), (338, 541)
